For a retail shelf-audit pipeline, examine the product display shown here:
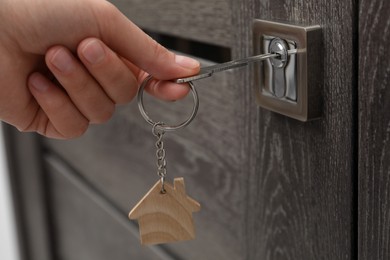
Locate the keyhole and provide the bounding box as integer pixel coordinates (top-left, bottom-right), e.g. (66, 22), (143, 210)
(269, 38), (289, 98)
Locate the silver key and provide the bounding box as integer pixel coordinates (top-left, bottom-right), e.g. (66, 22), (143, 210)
(174, 49), (297, 83)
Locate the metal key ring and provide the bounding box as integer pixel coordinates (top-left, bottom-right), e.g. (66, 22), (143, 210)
(137, 75), (199, 131)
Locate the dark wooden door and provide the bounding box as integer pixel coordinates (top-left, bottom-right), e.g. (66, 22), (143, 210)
(358, 0), (390, 258)
(5, 0), (390, 259)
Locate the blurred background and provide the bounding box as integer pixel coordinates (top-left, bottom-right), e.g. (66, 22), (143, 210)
(0, 126), (20, 260)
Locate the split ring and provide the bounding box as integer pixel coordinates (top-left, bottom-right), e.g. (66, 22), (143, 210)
(137, 75), (199, 131)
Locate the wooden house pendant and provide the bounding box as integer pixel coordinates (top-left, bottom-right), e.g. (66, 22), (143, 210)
(129, 178), (201, 245)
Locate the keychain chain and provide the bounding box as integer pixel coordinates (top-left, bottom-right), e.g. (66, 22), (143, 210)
(138, 75), (199, 194)
(152, 122), (167, 193)
(131, 75), (201, 245)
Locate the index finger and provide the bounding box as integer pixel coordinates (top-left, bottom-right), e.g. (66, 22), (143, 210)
(122, 58), (191, 101)
(96, 3), (200, 80)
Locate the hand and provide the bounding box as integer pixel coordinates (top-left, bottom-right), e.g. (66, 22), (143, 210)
(0, 0), (200, 139)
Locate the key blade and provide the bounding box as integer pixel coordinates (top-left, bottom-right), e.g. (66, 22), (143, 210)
(174, 62), (248, 83)
(173, 52), (290, 83)
(174, 61), (250, 83)
(174, 71), (212, 83)
(204, 61), (249, 73)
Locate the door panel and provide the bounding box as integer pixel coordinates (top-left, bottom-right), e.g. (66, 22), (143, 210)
(230, 0), (355, 258)
(44, 154), (159, 260)
(109, 0), (232, 47)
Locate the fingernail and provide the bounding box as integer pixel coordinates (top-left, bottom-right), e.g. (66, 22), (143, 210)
(29, 73), (49, 92)
(81, 39), (105, 64)
(50, 48), (74, 73)
(175, 55), (199, 69)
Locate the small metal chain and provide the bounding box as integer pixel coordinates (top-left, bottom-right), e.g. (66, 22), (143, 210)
(152, 123), (167, 193)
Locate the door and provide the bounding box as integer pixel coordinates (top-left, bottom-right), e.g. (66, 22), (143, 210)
(4, 0), (389, 259)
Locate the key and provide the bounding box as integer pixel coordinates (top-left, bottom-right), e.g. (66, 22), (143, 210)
(174, 49), (297, 83)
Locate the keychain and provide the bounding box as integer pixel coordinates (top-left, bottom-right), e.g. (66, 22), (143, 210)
(129, 75), (201, 245)
(129, 47), (297, 245)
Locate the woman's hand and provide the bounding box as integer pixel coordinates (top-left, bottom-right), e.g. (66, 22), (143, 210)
(0, 0), (199, 139)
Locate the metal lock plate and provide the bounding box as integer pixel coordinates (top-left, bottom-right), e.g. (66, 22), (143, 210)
(253, 19), (323, 121)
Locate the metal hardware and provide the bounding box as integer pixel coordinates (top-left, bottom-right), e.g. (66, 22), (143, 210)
(175, 52), (281, 83)
(175, 45), (298, 84)
(268, 37), (291, 98)
(138, 75), (199, 131)
(254, 19), (323, 121)
(152, 122), (167, 194)
(263, 36), (298, 101)
(169, 19), (322, 122)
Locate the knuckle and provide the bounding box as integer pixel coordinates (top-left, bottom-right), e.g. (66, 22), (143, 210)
(154, 44), (172, 63)
(99, 72), (137, 105)
(115, 84), (137, 104)
(144, 40), (171, 71)
(65, 121), (89, 139)
(90, 103), (115, 124)
(115, 94), (132, 105)
(73, 76), (90, 93)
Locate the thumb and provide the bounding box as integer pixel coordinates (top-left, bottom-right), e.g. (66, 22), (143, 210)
(96, 3), (200, 80)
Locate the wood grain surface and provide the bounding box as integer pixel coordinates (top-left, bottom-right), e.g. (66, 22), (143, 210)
(129, 178), (200, 245)
(109, 0), (232, 47)
(358, 1), (390, 259)
(43, 64), (246, 259)
(43, 154), (162, 260)
(230, 0), (356, 258)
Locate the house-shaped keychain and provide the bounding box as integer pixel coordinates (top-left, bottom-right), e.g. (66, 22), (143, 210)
(129, 177), (201, 245)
